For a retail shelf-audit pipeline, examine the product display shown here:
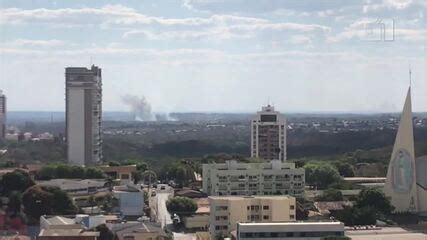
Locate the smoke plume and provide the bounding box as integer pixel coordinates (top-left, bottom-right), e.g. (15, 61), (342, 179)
(121, 95), (177, 121)
(121, 95), (156, 121)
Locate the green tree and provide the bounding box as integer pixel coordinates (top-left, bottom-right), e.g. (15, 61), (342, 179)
(305, 163), (341, 189)
(335, 163), (355, 177)
(160, 163), (194, 186)
(48, 186), (78, 214)
(85, 167), (105, 179)
(166, 196), (197, 221)
(0, 169), (35, 195)
(316, 189), (344, 201)
(108, 161), (120, 166)
(356, 189), (394, 215)
(8, 191), (22, 213)
(22, 185), (77, 222)
(22, 185), (54, 221)
(336, 206), (376, 226)
(36, 165), (57, 180)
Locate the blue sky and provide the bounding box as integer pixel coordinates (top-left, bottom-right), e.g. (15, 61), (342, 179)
(0, 0), (426, 112)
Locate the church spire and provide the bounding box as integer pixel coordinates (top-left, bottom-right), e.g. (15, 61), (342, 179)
(384, 86), (418, 212)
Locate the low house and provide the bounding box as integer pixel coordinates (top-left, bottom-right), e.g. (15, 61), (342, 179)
(113, 185), (144, 217)
(40, 215), (119, 231)
(99, 165), (137, 184)
(314, 201), (354, 218)
(40, 216), (83, 230)
(183, 198), (210, 231)
(38, 229), (99, 240)
(37, 179), (108, 207)
(112, 222), (168, 240)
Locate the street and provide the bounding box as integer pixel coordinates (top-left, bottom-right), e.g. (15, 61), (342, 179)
(156, 192), (173, 228)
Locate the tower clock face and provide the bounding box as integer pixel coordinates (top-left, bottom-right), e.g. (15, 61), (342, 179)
(391, 149), (414, 193)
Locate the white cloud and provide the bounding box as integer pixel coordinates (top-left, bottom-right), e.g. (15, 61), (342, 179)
(289, 35), (313, 45)
(3, 38), (71, 48)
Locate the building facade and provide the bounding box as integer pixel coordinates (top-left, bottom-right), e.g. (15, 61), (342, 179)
(66, 65), (102, 166)
(209, 196), (296, 238)
(0, 91), (6, 140)
(202, 160), (304, 198)
(37, 179), (108, 207)
(251, 105), (286, 161)
(113, 184), (144, 216)
(384, 87), (427, 215)
(236, 221), (345, 240)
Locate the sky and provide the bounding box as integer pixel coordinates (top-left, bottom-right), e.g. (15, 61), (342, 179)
(0, 0), (426, 113)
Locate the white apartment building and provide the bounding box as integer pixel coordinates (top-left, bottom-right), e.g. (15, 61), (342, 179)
(209, 196), (296, 238)
(202, 160), (304, 198)
(236, 221), (345, 240)
(0, 91), (6, 140)
(66, 65), (102, 166)
(251, 105), (286, 161)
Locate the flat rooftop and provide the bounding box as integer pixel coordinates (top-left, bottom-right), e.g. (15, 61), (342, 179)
(239, 221), (343, 226)
(346, 227), (427, 240)
(209, 195), (294, 200)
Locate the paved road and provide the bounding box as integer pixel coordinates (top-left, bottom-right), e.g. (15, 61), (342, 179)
(156, 192), (173, 228)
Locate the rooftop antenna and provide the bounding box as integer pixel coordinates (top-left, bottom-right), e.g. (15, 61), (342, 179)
(409, 64), (412, 88)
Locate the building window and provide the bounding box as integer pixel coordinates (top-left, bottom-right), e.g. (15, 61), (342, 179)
(215, 225), (228, 230)
(263, 215), (269, 220)
(215, 206), (228, 211)
(290, 205), (295, 210)
(263, 205), (269, 210)
(215, 216), (228, 221)
(121, 174), (130, 179)
(290, 214), (295, 219)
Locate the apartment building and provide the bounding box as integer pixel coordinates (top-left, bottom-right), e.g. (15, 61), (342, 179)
(209, 196), (296, 238)
(251, 105), (286, 161)
(0, 90), (6, 140)
(235, 221), (345, 240)
(66, 65), (102, 166)
(202, 160), (304, 198)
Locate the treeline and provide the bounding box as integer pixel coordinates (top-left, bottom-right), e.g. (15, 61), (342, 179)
(36, 164), (105, 180)
(1, 129), (427, 171)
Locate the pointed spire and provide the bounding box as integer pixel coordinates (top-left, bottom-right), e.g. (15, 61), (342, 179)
(384, 87), (418, 212)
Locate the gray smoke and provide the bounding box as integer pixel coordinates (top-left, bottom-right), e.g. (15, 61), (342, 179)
(121, 95), (156, 121)
(121, 95), (177, 121)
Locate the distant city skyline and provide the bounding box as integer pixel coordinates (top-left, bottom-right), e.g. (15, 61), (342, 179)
(1, 0), (426, 112)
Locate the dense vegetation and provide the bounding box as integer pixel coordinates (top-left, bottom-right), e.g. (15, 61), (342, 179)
(36, 164), (105, 180)
(22, 185), (77, 222)
(1, 124), (427, 179)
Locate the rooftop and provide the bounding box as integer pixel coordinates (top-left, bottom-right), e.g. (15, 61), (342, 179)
(43, 216), (76, 225)
(346, 227), (427, 240)
(39, 229), (99, 237)
(37, 179), (106, 190)
(209, 195), (294, 200)
(238, 221), (343, 226)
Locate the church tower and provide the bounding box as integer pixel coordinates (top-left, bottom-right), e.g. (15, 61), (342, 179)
(384, 87), (418, 212)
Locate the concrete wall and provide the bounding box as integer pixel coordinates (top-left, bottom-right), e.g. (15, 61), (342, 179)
(67, 89), (86, 166)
